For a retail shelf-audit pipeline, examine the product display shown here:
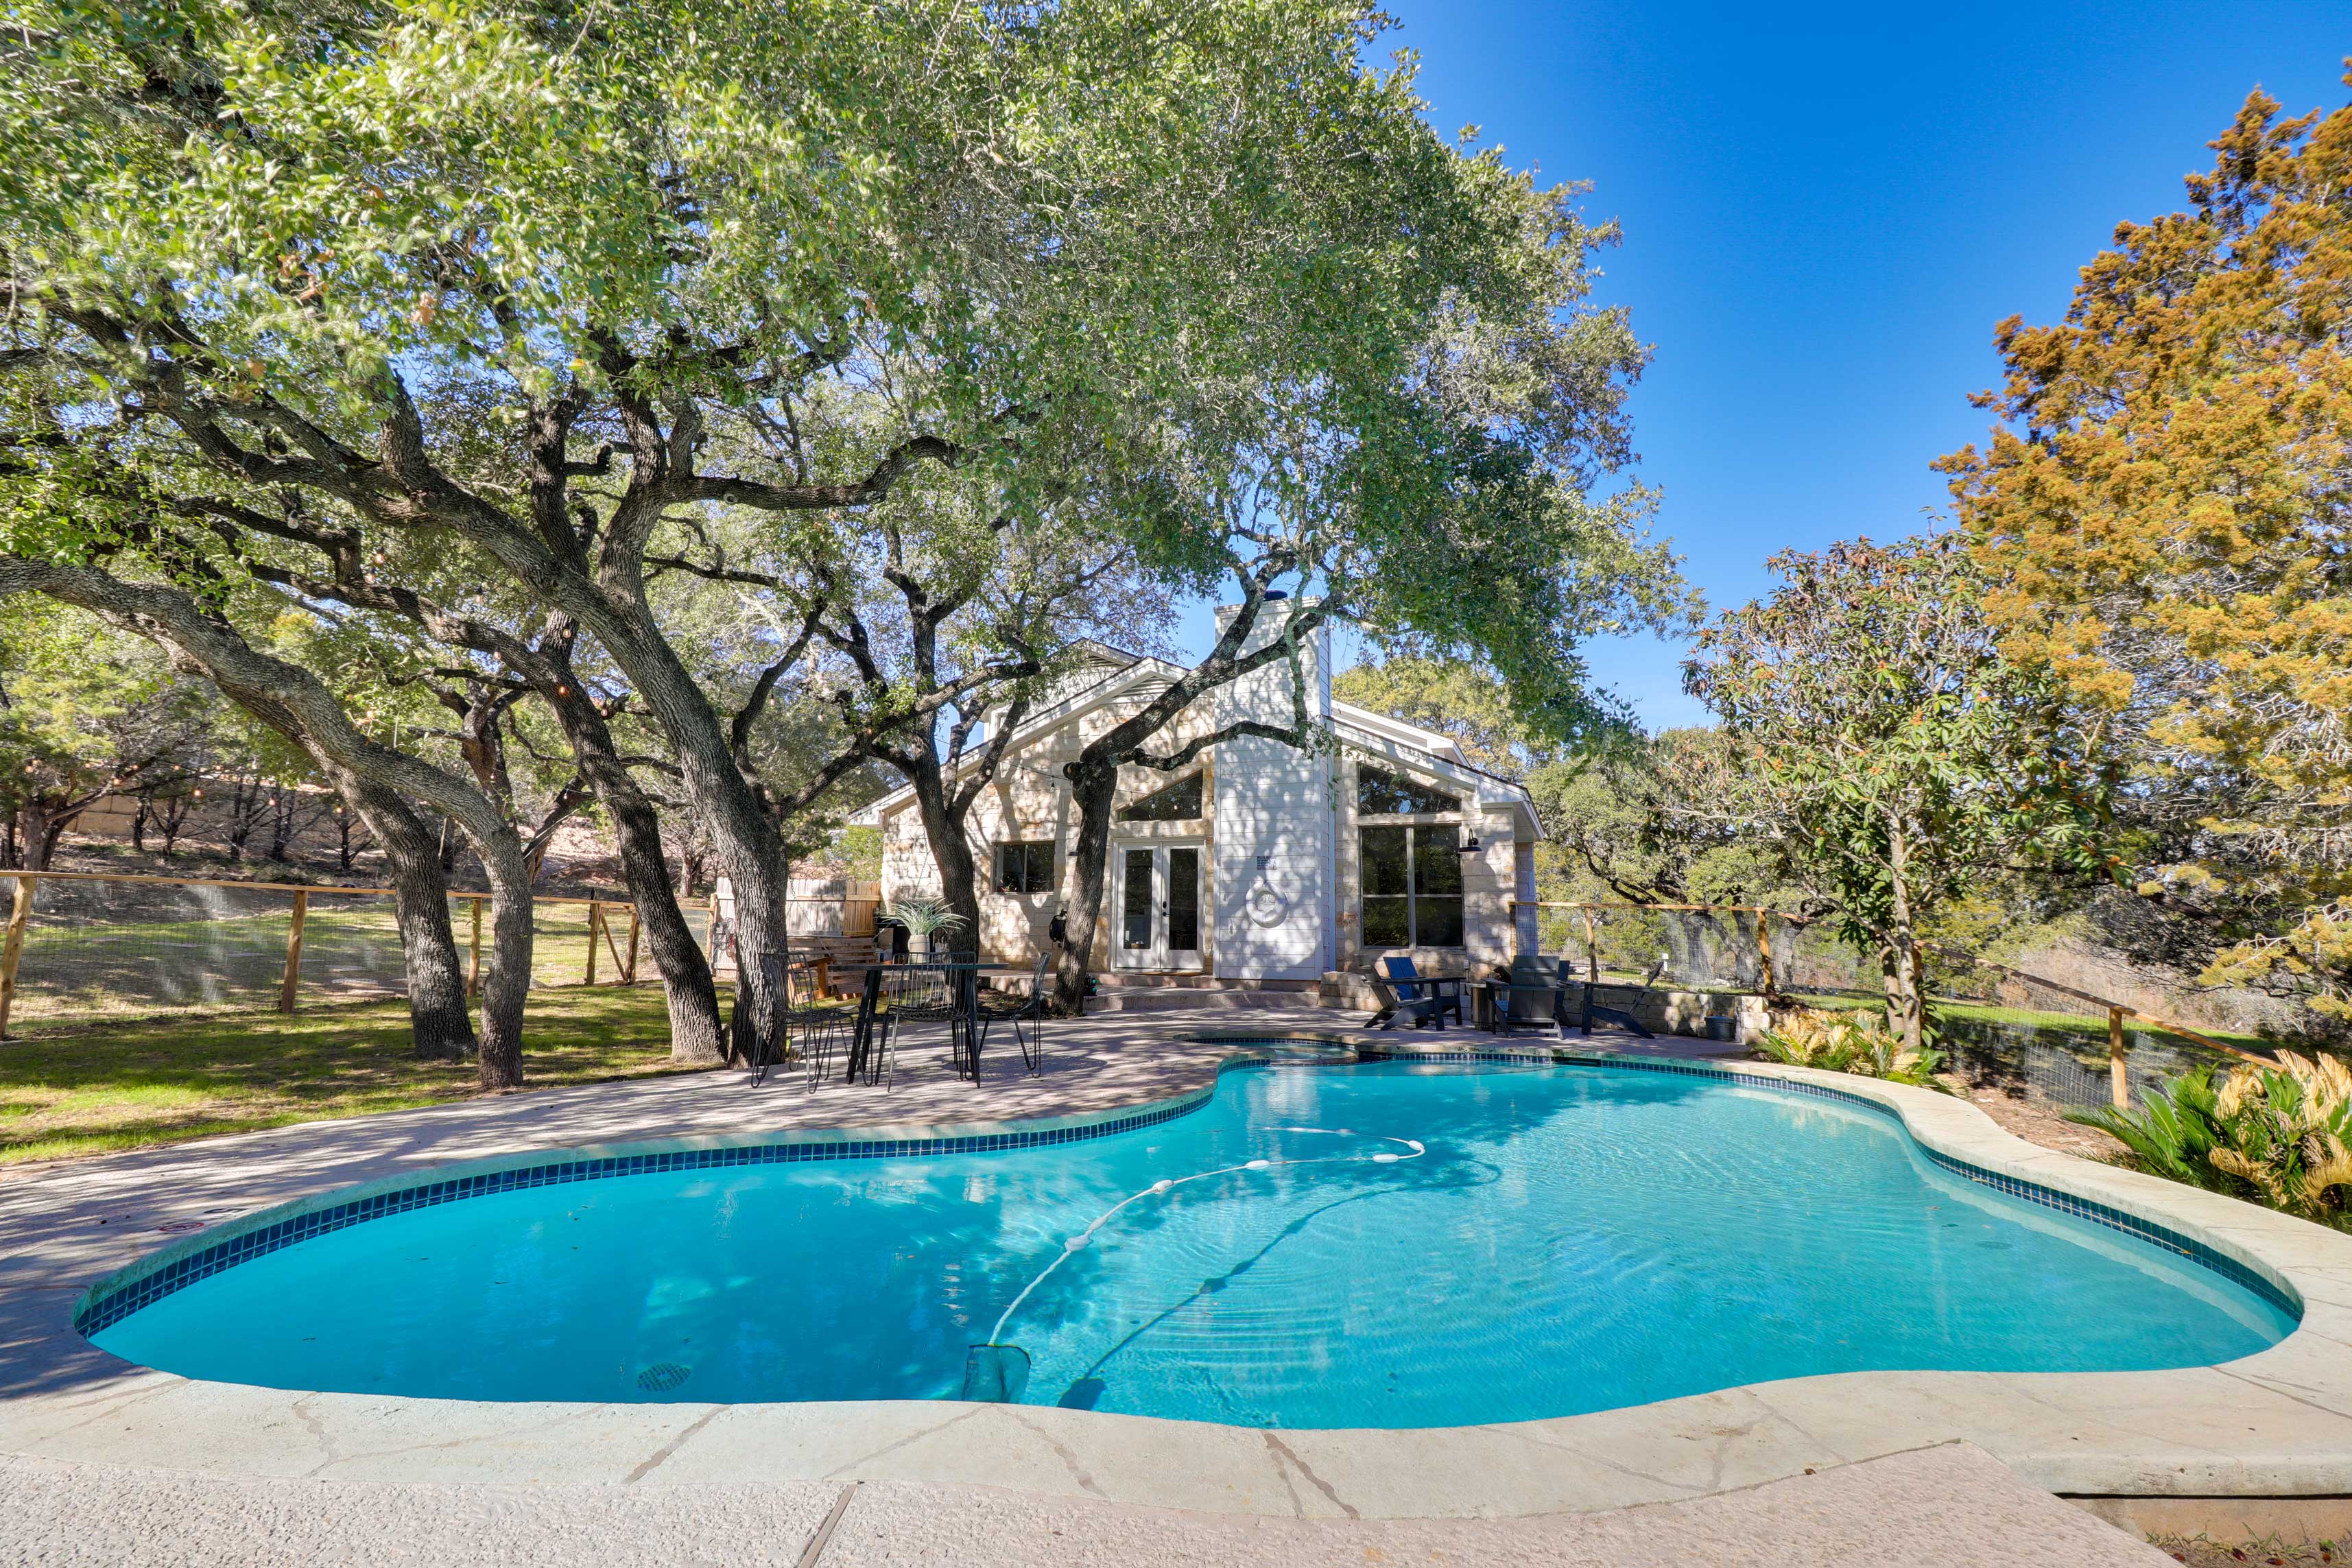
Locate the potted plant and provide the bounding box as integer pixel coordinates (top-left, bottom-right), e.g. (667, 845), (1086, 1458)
(883, 896), (967, 959)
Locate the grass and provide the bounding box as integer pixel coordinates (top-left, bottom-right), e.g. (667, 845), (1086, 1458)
(0, 983), (717, 1167)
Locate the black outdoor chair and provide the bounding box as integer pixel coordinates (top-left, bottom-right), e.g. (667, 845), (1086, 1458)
(976, 953), (1052, 1077)
(1559, 951), (1661, 1040)
(870, 951), (975, 1087)
(1366, 954), (1464, 1030)
(751, 951), (852, 1087)
(1494, 954), (1565, 1036)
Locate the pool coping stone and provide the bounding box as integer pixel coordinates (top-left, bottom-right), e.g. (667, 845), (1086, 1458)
(6, 1010), (2352, 1523)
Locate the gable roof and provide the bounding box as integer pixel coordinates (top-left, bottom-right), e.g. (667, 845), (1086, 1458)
(852, 649), (1542, 841)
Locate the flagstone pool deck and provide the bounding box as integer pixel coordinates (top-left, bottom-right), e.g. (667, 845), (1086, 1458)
(3, 1006), (2351, 1563)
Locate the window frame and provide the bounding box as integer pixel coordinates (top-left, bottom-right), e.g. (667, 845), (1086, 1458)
(1355, 763), (1462, 816)
(995, 840), (1056, 895)
(1357, 821), (1465, 949)
(1116, 770), (1207, 822)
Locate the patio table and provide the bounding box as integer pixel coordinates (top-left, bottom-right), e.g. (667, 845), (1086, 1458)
(838, 960), (1012, 1084)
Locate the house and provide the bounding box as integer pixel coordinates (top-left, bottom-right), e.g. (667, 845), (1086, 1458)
(857, 600), (1541, 990)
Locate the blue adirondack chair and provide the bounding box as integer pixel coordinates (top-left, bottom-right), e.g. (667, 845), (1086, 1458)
(1368, 954), (1464, 1030)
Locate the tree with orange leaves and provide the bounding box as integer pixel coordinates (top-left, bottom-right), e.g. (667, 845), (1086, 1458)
(1940, 73), (2352, 1034)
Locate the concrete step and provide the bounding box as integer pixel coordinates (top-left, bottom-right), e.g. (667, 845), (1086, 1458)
(1084, 988), (1330, 1014)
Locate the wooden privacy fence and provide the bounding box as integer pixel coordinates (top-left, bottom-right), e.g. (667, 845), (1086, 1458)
(0, 869), (875, 1039)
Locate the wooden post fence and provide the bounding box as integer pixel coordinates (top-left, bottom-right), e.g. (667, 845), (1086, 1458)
(621, 905), (641, 984)
(582, 902), (600, 986)
(0, 872), (33, 1041)
(2109, 1006), (2130, 1110)
(278, 890), (309, 1013)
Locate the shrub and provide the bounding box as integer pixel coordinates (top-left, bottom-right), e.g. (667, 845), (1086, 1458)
(2067, 1053), (2352, 1223)
(1754, 1008), (1955, 1093)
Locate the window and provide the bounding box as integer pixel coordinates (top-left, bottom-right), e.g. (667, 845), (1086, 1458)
(1117, 772), (1204, 821)
(995, 841), (1055, 894)
(1356, 765), (1460, 816)
(1359, 823), (1464, 948)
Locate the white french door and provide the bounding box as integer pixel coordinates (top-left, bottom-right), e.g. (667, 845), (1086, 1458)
(1112, 841), (1204, 971)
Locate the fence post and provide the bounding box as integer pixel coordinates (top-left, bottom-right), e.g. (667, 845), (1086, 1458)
(1754, 909), (1777, 999)
(1580, 907), (1599, 985)
(468, 896), (484, 998)
(2108, 1006), (2130, 1110)
(582, 902), (599, 986)
(278, 890), (309, 1014)
(0, 872), (34, 1041)
(622, 905), (641, 984)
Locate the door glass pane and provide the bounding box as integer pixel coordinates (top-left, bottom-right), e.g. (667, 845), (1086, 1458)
(1360, 826), (1410, 896)
(1166, 847), (1200, 952)
(1414, 824), (1463, 895)
(1362, 896), (1411, 949)
(1121, 849), (1154, 950)
(1415, 896), (1465, 948)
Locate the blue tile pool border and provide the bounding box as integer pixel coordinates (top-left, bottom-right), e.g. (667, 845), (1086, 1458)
(74, 1038), (2298, 1338)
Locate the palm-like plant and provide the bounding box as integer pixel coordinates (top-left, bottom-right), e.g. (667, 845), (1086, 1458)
(882, 896), (968, 950)
(2068, 1052), (2352, 1222)
(1755, 1008), (1953, 1091)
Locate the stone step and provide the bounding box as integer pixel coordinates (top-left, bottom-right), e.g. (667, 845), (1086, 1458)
(1084, 988), (1331, 1014)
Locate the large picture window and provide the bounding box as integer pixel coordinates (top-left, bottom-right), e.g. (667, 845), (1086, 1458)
(1358, 823), (1464, 947)
(1356, 765), (1460, 816)
(995, 841), (1056, 894)
(1117, 772), (1204, 821)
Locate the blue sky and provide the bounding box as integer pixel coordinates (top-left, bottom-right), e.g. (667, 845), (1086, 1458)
(1177, 2), (2351, 730)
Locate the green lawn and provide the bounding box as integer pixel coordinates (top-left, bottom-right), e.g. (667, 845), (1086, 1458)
(0, 984), (718, 1166)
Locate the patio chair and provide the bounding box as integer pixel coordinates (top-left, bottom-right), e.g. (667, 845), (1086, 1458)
(1494, 955), (1565, 1036)
(872, 951), (975, 1087)
(1368, 955), (1464, 1030)
(1560, 949), (1659, 1040)
(976, 953), (1052, 1077)
(750, 951), (851, 1087)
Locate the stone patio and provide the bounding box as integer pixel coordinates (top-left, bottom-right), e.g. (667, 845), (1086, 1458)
(3, 1005), (2348, 1562)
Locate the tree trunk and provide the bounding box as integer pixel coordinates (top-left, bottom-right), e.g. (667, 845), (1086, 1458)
(346, 778), (477, 1060)
(536, 663), (725, 1067)
(0, 556), (534, 1077)
(907, 763), (983, 952)
(22, 803), (62, 872)
(1052, 755), (1120, 1013)
(592, 605), (790, 1065)
(475, 844), (533, 1091)
(1883, 821), (1925, 1052)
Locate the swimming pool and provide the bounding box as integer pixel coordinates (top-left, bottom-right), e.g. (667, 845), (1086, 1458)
(83, 1057), (2296, 1428)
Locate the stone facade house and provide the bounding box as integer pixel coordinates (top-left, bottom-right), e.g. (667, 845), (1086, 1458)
(857, 604), (1541, 989)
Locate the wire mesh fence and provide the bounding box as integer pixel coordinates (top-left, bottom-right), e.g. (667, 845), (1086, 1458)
(1529, 902), (1796, 991)
(1514, 898), (2285, 1113)
(0, 870), (883, 1038)
(0, 870), (675, 1038)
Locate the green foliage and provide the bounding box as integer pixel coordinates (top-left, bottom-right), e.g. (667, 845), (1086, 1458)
(1333, 655), (1561, 781)
(1681, 535), (2112, 1041)
(1753, 1008), (1953, 1091)
(2068, 1053), (2352, 1223)
(1941, 83), (2352, 1032)
(829, 827), (882, 879)
(0, 600), (220, 866)
(881, 895), (966, 940)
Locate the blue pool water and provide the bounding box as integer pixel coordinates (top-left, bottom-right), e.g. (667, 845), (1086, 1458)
(90, 1062), (2296, 1427)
